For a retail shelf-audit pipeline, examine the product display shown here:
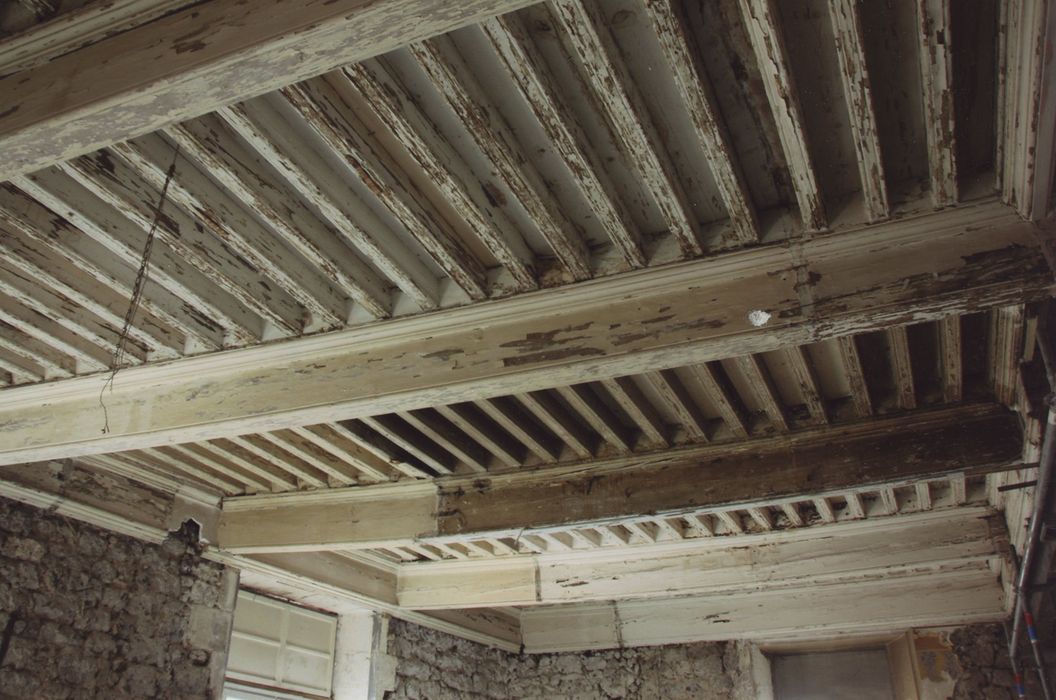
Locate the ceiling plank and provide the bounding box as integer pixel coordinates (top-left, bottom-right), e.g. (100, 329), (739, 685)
(0, 0), (539, 181)
(0, 202), (1047, 464)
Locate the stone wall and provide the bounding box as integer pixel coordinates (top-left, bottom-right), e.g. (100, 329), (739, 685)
(383, 618), (763, 700)
(0, 495), (237, 700)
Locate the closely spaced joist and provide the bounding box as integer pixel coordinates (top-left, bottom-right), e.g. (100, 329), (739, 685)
(343, 60), (538, 292)
(600, 376), (669, 448)
(827, 0), (890, 221)
(0, 291), (111, 372)
(915, 0), (958, 207)
(647, 370), (710, 442)
(557, 384), (634, 455)
(226, 435), (327, 489)
(400, 408), (492, 473)
(111, 136), (348, 329)
(13, 169), (256, 344)
(218, 101), (440, 311)
(165, 118), (392, 319)
(643, 0), (758, 244)
(0, 201), (1047, 464)
(332, 421), (431, 480)
(738, 0), (826, 230)
(410, 36), (592, 281)
(549, 0), (703, 257)
(197, 440), (298, 491)
(687, 363), (749, 439)
(435, 403), (525, 470)
(360, 415), (455, 476)
(0, 0), (540, 181)
(0, 222), (181, 358)
(482, 12), (646, 269)
(515, 391), (596, 460)
(477, 397), (563, 464)
(886, 326), (917, 410)
(60, 153), (305, 337)
(282, 78), (490, 301)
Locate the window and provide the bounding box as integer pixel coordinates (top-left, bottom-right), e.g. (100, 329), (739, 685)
(224, 590), (338, 699)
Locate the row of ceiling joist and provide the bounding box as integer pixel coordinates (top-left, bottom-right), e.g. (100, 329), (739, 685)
(356, 471), (983, 565)
(0, 0), (1003, 383)
(80, 307), (1029, 496)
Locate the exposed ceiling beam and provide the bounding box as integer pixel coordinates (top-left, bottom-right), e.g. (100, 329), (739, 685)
(217, 404), (1023, 553)
(520, 564), (1005, 652)
(0, 0), (537, 182)
(396, 507), (1004, 608)
(0, 200), (1048, 464)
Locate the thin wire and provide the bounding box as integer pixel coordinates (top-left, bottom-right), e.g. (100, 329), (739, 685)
(99, 144), (181, 434)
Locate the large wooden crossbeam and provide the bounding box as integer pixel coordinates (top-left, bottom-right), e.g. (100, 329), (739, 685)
(0, 0), (535, 182)
(397, 508), (1005, 609)
(0, 201), (1049, 465)
(217, 405), (1024, 553)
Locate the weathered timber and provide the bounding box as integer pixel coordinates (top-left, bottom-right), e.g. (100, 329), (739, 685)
(397, 507), (1004, 608)
(0, 201), (1047, 464)
(0, 0), (538, 180)
(216, 404), (1023, 552)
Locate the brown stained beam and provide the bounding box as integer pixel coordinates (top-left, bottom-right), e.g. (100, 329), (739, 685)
(482, 13), (646, 268)
(827, 0), (889, 221)
(738, 0), (826, 230)
(410, 35), (592, 281)
(282, 79), (489, 301)
(600, 376), (669, 448)
(643, 0), (758, 244)
(0, 202), (1047, 465)
(735, 355), (790, 432)
(549, 0), (702, 257)
(938, 315), (963, 403)
(0, 0), (539, 181)
(916, 0), (957, 207)
(886, 326), (917, 410)
(342, 61), (538, 292)
(838, 335), (874, 418)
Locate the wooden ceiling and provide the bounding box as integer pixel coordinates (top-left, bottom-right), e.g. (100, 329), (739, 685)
(0, 0), (1053, 650)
